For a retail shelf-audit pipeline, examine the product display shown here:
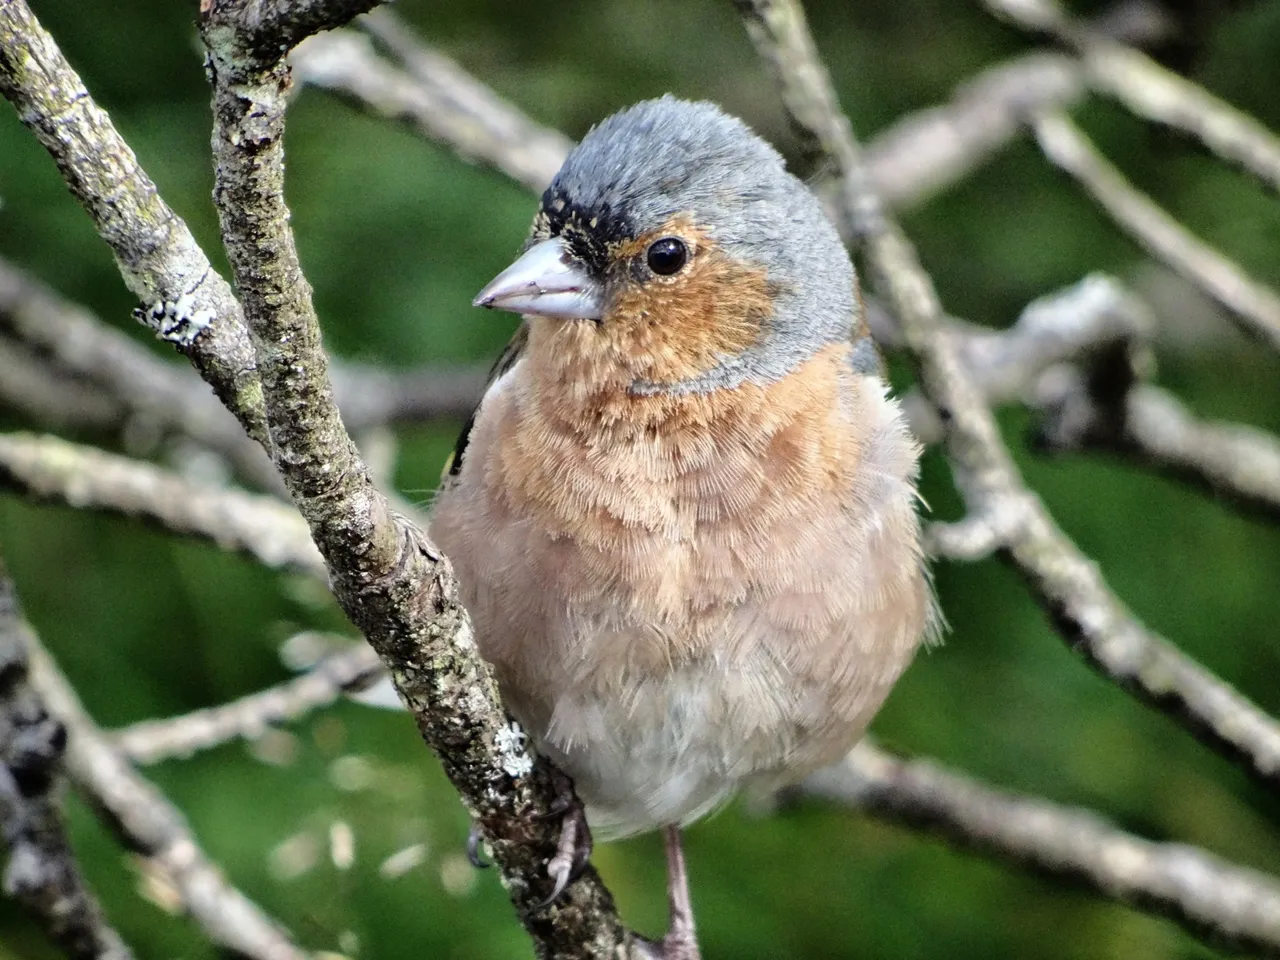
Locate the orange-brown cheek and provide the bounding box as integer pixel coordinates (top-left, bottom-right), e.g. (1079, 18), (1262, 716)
(602, 221), (774, 385)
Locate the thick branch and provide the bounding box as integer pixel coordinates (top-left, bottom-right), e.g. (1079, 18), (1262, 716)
(0, 432), (324, 576)
(734, 0), (1280, 802)
(1032, 111), (1280, 354)
(0, 559), (134, 960)
(0, 0), (266, 443)
(200, 1), (631, 954)
(798, 744), (1280, 956)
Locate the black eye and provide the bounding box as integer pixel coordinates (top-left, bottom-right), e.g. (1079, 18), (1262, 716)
(646, 237), (688, 275)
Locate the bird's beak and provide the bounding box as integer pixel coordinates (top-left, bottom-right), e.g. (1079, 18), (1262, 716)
(472, 238), (603, 320)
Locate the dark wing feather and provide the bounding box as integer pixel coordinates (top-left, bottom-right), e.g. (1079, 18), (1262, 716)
(442, 321), (529, 481)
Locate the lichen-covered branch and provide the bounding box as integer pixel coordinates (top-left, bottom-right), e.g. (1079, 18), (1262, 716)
(0, 558), (135, 960)
(199, 0), (632, 954)
(1032, 111), (1280, 354)
(734, 0), (1280, 804)
(115, 642), (382, 765)
(0, 0), (266, 443)
(798, 743), (1280, 956)
(0, 432), (324, 576)
(983, 0), (1280, 196)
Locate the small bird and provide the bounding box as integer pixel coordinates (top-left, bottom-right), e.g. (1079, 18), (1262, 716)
(430, 96), (933, 959)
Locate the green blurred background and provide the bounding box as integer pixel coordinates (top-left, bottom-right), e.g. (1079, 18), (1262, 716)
(2, 1), (1280, 957)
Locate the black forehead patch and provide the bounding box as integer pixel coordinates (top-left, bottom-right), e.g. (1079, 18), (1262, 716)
(536, 183), (636, 276)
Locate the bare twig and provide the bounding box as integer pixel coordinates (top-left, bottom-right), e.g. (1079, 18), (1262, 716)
(332, 361), (486, 430)
(115, 643), (383, 765)
(0, 338), (121, 431)
(734, 0), (1280, 806)
(0, 259), (280, 491)
(0, 432), (324, 576)
(0, 558), (134, 960)
(200, 0), (632, 954)
(0, 0), (266, 444)
(0, 256), (482, 453)
(983, 0), (1280, 196)
(864, 51), (1083, 208)
(1034, 373), (1280, 523)
(24, 638), (309, 960)
(798, 743), (1280, 956)
(1032, 111), (1280, 354)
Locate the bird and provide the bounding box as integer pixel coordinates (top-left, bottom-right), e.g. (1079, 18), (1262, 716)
(429, 95), (935, 960)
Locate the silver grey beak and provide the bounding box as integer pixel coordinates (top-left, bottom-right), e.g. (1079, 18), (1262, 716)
(472, 238), (603, 320)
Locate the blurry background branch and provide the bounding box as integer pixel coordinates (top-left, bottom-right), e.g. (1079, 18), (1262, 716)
(0, 558), (134, 960)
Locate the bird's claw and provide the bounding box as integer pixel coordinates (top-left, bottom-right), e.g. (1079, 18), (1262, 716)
(535, 771), (593, 909)
(466, 821), (491, 869)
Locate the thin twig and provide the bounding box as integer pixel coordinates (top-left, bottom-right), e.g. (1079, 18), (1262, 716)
(0, 558), (135, 960)
(0, 337), (122, 431)
(24, 638), (309, 960)
(1034, 373), (1280, 524)
(1032, 111), (1280, 354)
(798, 743), (1280, 956)
(983, 0), (1280, 196)
(295, 18), (1084, 212)
(0, 432), (324, 576)
(1, 256), (484, 451)
(115, 643), (383, 765)
(864, 51), (1083, 208)
(734, 0), (1280, 806)
(200, 0), (633, 954)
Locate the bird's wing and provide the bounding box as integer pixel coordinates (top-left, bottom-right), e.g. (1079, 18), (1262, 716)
(441, 320), (529, 482)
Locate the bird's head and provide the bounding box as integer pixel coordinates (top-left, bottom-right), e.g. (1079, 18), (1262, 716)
(473, 96), (860, 394)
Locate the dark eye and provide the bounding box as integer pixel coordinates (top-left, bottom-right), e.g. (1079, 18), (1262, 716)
(646, 237), (688, 275)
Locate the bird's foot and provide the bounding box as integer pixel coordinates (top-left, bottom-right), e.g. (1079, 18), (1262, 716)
(633, 825), (701, 959)
(634, 930), (701, 960)
(466, 821), (490, 868)
(536, 769), (593, 908)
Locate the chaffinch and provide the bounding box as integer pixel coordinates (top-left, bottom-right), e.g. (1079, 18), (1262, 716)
(430, 96), (934, 959)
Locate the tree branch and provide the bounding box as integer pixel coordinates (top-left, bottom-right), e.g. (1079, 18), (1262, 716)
(0, 432), (324, 576)
(1034, 370), (1280, 524)
(734, 0), (1280, 804)
(0, 258), (280, 491)
(115, 643), (382, 766)
(0, 0), (266, 444)
(0, 557), (134, 960)
(1032, 111), (1280, 354)
(24, 636), (309, 960)
(199, 0), (633, 954)
(797, 743), (1280, 956)
(983, 0), (1280, 197)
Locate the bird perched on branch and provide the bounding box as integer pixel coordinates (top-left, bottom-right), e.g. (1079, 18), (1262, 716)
(430, 95), (934, 960)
